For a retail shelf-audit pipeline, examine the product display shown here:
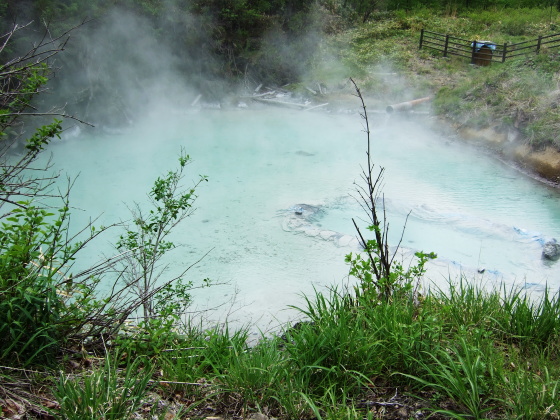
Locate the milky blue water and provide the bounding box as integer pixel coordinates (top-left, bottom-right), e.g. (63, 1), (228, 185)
(39, 107), (560, 330)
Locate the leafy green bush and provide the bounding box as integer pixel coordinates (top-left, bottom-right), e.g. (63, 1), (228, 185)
(0, 196), (141, 366)
(0, 149), (208, 367)
(116, 151), (208, 321)
(0, 203), (80, 366)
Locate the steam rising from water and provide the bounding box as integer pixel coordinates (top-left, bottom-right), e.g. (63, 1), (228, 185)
(30, 7), (560, 332)
(55, 5), (336, 127)
(42, 108), (560, 332)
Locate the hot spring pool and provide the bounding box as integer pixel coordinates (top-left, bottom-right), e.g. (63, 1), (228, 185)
(37, 107), (560, 331)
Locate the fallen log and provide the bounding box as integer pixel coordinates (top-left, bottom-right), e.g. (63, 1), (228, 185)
(386, 96), (432, 113)
(305, 86), (318, 95)
(252, 97), (309, 109)
(304, 103), (329, 112)
(249, 90), (276, 98)
(191, 94), (202, 107)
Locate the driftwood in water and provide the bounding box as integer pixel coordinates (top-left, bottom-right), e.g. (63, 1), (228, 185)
(249, 90), (276, 98)
(386, 96), (432, 113)
(305, 86), (317, 95)
(191, 94), (202, 107)
(252, 97), (309, 109)
(304, 103), (329, 112)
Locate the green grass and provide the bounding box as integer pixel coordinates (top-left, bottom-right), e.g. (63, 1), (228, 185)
(20, 267), (554, 419)
(116, 280), (559, 419)
(54, 352), (153, 420)
(0, 277), (548, 419)
(322, 7), (560, 150)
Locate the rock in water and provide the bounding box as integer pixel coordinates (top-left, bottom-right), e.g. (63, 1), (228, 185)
(542, 239), (560, 261)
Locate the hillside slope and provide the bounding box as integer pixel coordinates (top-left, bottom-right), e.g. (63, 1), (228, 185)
(325, 8), (560, 185)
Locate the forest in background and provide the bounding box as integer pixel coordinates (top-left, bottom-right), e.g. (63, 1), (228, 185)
(2, 0), (560, 127)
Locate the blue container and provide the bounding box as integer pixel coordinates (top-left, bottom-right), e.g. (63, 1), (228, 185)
(471, 41), (496, 66)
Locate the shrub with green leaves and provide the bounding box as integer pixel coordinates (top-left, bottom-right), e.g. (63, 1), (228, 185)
(0, 198), (133, 366)
(0, 203), (76, 366)
(116, 151), (208, 321)
(0, 150), (210, 366)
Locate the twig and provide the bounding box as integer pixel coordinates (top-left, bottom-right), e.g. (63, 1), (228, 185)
(150, 380), (211, 387)
(0, 366), (46, 375)
(304, 103), (329, 111)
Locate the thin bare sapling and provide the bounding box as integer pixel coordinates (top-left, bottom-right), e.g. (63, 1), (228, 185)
(345, 79), (436, 302)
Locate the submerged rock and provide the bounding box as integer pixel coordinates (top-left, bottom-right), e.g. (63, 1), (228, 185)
(542, 239), (560, 261)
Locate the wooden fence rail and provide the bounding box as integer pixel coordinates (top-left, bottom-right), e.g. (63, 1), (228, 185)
(419, 29), (560, 64)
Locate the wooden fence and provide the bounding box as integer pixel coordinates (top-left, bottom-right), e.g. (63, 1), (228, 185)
(419, 29), (560, 64)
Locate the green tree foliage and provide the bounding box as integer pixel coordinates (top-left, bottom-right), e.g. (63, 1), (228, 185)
(0, 21), (209, 368)
(0, 0), (323, 122)
(342, 0), (382, 22)
(0, 205), (68, 365)
(117, 151), (208, 321)
(0, 22), (69, 210)
(0, 22), (99, 366)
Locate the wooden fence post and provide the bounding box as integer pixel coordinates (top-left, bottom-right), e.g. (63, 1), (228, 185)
(471, 40), (477, 64)
(443, 34), (450, 57)
(502, 42), (507, 63)
(537, 35), (542, 54)
(419, 28), (424, 49)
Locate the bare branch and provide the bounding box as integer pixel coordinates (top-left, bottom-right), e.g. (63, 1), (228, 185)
(0, 112), (94, 127)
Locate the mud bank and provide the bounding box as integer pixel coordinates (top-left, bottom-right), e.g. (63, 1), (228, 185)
(437, 120), (560, 187)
